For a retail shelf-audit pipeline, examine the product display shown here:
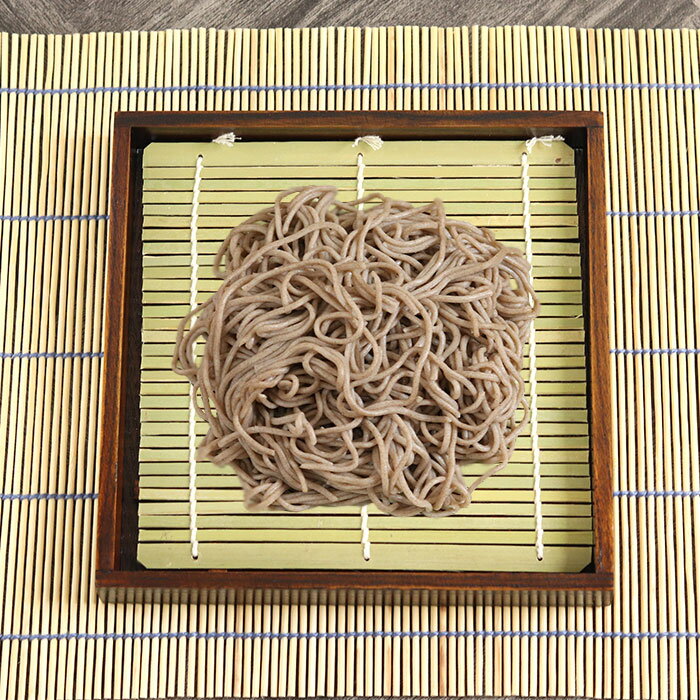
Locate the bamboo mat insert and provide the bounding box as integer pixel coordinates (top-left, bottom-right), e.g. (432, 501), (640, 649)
(1, 25), (699, 699)
(139, 138), (591, 572)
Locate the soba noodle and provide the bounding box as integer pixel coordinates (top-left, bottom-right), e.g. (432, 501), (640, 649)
(173, 186), (538, 516)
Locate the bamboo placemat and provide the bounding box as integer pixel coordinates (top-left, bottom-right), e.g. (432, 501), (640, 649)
(0, 25), (698, 699)
(138, 137), (591, 573)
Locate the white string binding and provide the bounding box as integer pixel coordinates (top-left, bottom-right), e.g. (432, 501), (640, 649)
(360, 506), (371, 561)
(354, 135), (384, 560)
(212, 131), (240, 146)
(356, 151), (366, 206)
(186, 134), (234, 557)
(188, 154), (204, 559)
(522, 134), (564, 561)
(353, 135), (384, 151)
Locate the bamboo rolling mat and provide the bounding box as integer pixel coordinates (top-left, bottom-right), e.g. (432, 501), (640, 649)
(0, 24), (699, 699)
(138, 137), (592, 573)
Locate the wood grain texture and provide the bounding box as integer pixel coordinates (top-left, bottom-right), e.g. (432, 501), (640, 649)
(0, 0), (699, 34)
(97, 121), (132, 572)
(584, 123), (613, 577)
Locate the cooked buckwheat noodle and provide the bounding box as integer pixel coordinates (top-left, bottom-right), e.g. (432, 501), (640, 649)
(173, 186), (538, 516)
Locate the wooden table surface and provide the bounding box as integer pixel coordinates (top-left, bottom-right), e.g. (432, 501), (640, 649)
(0, 0), (699, 34)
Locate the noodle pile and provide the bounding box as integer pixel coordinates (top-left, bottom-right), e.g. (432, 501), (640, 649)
(173, 186), (538, 516)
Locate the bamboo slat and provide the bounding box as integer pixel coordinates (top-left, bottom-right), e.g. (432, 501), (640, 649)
(0, 23), (698, 699)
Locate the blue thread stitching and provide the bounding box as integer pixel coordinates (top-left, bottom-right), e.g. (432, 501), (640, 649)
(1, 629), (698, 642)
(0, 493), (98, 501)
(2, 80), (700, 97)
(0, 351), (104, 359)
(607, 210), (700, 217)
(610, 348), (700, 355)
(0, 214), (109, 223)
(615, 490), (700, 498)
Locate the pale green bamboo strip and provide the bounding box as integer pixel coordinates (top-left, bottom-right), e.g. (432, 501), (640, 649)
(142, 163), (575, 179)
(137, 135), (589, 573)
(137, 529), (594, 546)
(141, 182), (577, 198)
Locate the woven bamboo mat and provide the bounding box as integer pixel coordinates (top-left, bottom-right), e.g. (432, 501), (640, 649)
(0, 25), (698, 699)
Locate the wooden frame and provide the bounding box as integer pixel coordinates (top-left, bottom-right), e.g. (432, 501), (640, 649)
(97, 110), (612, 597)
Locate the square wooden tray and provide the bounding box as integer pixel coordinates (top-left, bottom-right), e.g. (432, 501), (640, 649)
(97, 110), (612, 598)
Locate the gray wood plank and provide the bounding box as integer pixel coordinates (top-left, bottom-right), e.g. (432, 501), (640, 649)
(0, 0), (698, 35)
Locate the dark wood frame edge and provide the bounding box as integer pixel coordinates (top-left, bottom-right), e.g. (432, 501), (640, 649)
(584, 125), (613, 577)
(97, 110), (613, 594)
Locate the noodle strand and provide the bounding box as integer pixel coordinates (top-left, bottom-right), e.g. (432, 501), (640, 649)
(173, 186), (538, 517)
